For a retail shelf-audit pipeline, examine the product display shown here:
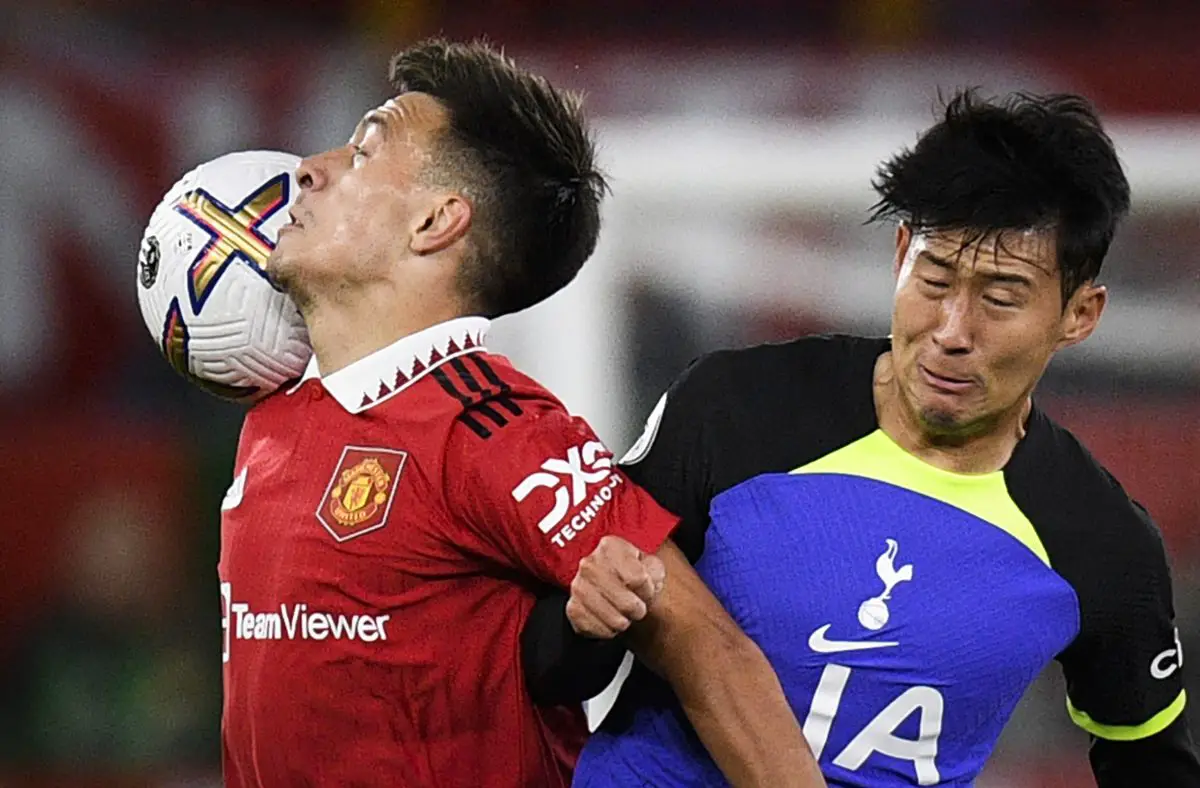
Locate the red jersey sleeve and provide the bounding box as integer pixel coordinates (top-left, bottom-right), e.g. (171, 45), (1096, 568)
(444, 390), (679, 590)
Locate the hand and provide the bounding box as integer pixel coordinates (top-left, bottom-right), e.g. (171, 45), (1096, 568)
(567, 536), (667, 638)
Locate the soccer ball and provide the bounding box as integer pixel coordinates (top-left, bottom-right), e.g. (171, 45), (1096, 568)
(136, 150), (312, 403)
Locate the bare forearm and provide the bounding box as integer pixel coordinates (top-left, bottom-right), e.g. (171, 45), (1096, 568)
(630, 614), (824, 788)
(670, 632), (824, 788)
(600, 539), (825, 786)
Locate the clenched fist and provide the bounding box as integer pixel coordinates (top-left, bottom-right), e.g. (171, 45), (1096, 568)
(567, 535), (667, 638)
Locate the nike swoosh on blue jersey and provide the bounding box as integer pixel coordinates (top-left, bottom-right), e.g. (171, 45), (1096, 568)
(807, 624), (899, 653)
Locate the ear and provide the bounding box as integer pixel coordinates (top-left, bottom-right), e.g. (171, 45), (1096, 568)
(894, 223), (912, 278)
(410, 193), (472, 256)
(1057, 283), (1107, 350)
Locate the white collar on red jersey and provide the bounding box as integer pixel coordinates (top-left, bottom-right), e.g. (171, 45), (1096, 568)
(289, 316), (491, 414)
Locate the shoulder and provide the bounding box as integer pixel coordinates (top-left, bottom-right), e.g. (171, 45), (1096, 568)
(427, 351), (563, 404)
(1008, 408), (1170, 591)
(436, 354), (635, 526)
(1011, 408), (1163, 542)
(664, 333), (887, 417)
(1016, 412), (1188, 736)
(621, 334), (885, 520)
(429, 351), (567, 442)
(436, 352), (615, 476)
(676, 333), (886, 391)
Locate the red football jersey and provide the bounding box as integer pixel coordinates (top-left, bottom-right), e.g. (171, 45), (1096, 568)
(217, 317), (679, 787)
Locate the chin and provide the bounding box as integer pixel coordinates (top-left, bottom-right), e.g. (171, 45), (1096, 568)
(918, 405), (998, 442)
(918, 406), (964, 433)
(265, 250), (297, 290)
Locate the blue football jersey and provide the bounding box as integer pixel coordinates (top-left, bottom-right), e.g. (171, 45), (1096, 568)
(573, 336), (1187, 787)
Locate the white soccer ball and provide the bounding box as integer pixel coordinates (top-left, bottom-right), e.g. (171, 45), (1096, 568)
(136, 150), (312, 403)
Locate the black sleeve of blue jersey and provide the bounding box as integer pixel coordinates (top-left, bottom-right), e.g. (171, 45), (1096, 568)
(1052, 499), (1188, 743)
(1007, 410), (1196, 782)
(1090, 715), (1200, 787)
(521, 590), (628, 707)
(619, 356), (723, 562)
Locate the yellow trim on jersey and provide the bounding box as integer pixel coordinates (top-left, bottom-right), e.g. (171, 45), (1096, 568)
(791, 429), (1050, 566)
(1067, 690), (1187, 741)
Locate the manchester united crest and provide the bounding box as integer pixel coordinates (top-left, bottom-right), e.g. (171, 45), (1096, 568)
(317, 446), (407, 542)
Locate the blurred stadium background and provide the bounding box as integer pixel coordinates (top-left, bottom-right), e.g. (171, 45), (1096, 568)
(1, 1), (1197, 785)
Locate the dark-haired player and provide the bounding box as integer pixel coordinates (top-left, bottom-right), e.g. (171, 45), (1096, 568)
(557, 91), (1200, 786)
(217, 38), (822, 788)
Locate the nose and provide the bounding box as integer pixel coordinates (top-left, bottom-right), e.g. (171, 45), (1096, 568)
(295, 156), (319, 191)
(294, 148), (341, 192)
(931, 289), (974, 355)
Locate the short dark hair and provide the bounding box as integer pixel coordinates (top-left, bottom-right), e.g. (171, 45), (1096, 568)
(869, 89), (1131, 301)
(389, 38), (608, 318)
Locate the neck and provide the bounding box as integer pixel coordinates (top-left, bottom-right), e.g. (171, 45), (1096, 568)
(302, 281), (463, 376)
(874, 353), (1032, 475)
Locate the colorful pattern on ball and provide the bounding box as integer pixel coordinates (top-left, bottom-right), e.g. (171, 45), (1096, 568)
(136, 150), (311, 404)
(161, 296), (260, 401)
(174, 173), (289, 314)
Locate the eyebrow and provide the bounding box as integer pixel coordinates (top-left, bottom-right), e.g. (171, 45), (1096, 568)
(351, 110), (390, 143)
(918, 250), (1034, 287)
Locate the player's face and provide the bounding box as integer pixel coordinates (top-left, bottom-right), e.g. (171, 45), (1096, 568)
(267, 93), (449, 304)
(889, 225), (1106, 438)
